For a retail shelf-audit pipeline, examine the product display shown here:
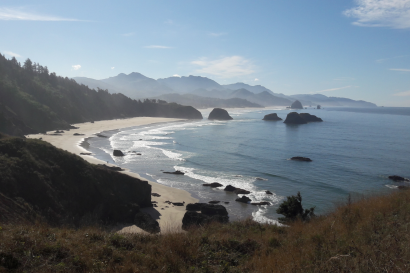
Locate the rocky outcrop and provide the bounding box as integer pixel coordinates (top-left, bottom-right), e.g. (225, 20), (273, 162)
(266, 190), (273, 195)
(203, 182), (223, 188)
(299, 113), (323, 122)
(208, 108), (233, 120)
(224, 185), (237, 192)
(290, 100), (303, 109)
(284, 112), (307, 124)
(235, 196), (251, 203)
(262, 113), (282, 121)
(284, 112), (323, 124)
(182, 203), (229, 229)
(291, 157), (312, 162)
(389, 175), (410, 182)
(223, 185), (251, 194)
(113, 150), (125, 156)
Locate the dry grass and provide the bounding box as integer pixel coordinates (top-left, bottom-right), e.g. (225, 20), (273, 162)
(1, 190), (410, 272)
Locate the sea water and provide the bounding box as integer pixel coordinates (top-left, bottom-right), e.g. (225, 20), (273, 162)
(83, 107), (410, 223)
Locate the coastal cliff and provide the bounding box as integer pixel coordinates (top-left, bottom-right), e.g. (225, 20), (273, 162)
(0, 133), (158, 231)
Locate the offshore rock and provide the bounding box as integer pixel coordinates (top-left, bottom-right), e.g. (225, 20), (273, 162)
(284, 112), (307, 124)
(113, 150), (125, 156)
(299, 113), (323, 122)
(263, 113), (282, 121)
(389, 175), (410, 182)
(235, 196), (252, 203)
(208, 108), (233, 120)
(291, 157), (312, 162)
(290, 100), (303, 109)
(224, 185), (237, 192)
(203, 182), (223, 188)
(163, 170), (185, 175)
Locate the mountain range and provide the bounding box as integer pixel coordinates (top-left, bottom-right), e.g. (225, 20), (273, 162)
(73, 73), (377, 108)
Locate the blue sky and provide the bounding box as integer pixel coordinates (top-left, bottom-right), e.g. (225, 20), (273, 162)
(1, 0), (410, 106)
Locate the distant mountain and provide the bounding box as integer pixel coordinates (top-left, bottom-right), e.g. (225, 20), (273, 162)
(153, 93), (262, 109)
(290, 94), (377, 108)
(73, 72), (377, 108)
(157, 75), (224, 93)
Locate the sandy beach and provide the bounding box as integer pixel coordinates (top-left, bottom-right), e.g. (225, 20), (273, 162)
(27, 117), (199, 233)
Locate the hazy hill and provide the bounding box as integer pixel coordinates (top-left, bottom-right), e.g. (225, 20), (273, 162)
(0, 133), (158, 231)
(0, 55), (202, 137)
(223, 82), (274, 95)
(153, 93), (262, 109)
(227, 89), (293, 106)
(157, 75), (224, 93)
(291, 94), (377, 107)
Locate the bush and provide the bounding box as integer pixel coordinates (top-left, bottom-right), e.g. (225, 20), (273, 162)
(276, 192), (315, 223)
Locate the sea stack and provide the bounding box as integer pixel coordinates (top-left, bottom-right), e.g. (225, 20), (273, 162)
(283, 112), (307, 124)
(262, 113), (282, 121)
(208, 108), (233, 120)
(290, 100), (303, 109)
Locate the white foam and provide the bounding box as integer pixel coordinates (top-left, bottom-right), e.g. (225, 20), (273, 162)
(252, 209), (282, 225)
(385, 184), (398, 189)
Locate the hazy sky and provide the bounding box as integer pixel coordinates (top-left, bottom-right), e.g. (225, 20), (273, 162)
(1, 0), (410, 106)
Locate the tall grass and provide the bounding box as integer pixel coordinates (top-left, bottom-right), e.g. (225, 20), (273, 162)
(1, 189), (410, 272)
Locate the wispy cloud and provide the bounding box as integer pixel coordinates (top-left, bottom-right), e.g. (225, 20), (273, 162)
(111, 67), (115, 70)
(376, 55), (410, 63)
(191, 56), (255, 78)
(3, 51), (22, 58)
(0, 7), (82, 21)
(390, 68), (410, 72)
(173, 74), (181, 77)
(209, 32), (226, 37)
(122, 32), (135, 37)
(393, 90), (410, 96)
(72, 65), (81, 70)
(343, 0), (410, 29)
(313, 86), (354, 94)
(254, 78), (259, 81)
(144, 45), (172, 49)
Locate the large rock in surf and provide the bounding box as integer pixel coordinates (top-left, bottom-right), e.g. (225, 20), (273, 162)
(203, 182), (223, 188)
(290, 100), (303, 109)
(284, 112), (307, 124)
(182, 203), (229, 229)
(299, 113), (323, 122)
(291, 156), (312, 162)
(208, 108), (233, 120)
(113, 149), (125, 156)
(389, 175), (410, 182)
(263, 113), (282, 121)
(235, 196), (252, 203)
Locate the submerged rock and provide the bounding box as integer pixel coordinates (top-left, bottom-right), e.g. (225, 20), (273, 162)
(263, 113), (282, 121)
(389, 175), (410, 182)
(235, 196), (251, 203)
(290, 100), (303, 109)
(291, 156), (312, 162)
(163, 170), (185, 175)
(208, 108), (233, 120)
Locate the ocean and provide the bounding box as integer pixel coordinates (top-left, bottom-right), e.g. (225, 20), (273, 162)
(83, 107), (410, 224)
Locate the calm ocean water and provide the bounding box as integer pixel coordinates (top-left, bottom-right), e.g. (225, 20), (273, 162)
(84, 107), (410, 224)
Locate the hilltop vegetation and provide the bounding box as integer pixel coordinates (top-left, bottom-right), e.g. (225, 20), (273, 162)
(1, 188), (409, 272)
(0, 133), (158, 232)
(0, 55), (202, 137)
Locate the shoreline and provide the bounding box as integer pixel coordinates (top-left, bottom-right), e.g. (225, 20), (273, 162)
(26, 117), (199, 234)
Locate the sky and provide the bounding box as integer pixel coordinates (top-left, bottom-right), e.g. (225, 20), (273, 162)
(1, 0), (410, 106)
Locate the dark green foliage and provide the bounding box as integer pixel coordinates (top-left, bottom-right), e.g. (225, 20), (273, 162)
(276, 192), (315, 223)
(0, 136), (153, 228)
(0, 55), (202, 136)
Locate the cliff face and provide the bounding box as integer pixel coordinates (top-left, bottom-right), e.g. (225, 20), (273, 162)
(0, 55), (202, 137)
(0, 134), (155, 229)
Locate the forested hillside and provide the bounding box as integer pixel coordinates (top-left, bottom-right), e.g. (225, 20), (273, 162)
(0, 55), (202, 136)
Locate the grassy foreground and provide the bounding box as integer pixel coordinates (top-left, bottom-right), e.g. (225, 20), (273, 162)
(1, 189), (410, 272)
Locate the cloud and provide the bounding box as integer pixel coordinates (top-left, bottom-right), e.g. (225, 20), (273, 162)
(393, 90), (410, 96)
(209, 32), (226, 37)
(0, 7), (81, 21)
(122, 32), (135, 37)
(111, 67), (115, 70)
(72, 65), (81, 70)
(390, 68), (410, 72)
(191, 56), (255, 78)
(173, 74), (181, 77)
(254, 78), (259, 81)
(313, 86), (353, 94)
(3, 51), (22, 58)
(343, 0), (410, 29)
(144, 45), (172, 49)
(376, 55), (410, 63)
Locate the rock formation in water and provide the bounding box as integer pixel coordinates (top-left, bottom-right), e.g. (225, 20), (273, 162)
(291, 157), (312, 162)
(284, 112), (307, 124)
(290, 100), (303, 109)
(262, 113), (282, 121)
(113, 149), (125, 156)
(389, 175), (410, 182)
(299, 113), (323, 122)
(208, 108), (233, 120)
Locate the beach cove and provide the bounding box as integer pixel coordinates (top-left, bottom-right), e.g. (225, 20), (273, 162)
(27, 117), (199, 233)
